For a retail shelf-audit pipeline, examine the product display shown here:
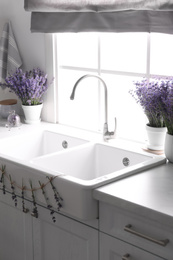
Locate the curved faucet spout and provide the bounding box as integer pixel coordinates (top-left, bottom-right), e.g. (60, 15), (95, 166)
(70, 74), (108, 123)
(70, 74), (116, 141)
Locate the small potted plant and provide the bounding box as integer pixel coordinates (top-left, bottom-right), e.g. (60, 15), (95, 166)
(130, 78), (166, 150)
(0, 68), (51, 124)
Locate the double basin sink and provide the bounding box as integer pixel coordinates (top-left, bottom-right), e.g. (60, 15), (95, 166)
(0, 129), (166, 219)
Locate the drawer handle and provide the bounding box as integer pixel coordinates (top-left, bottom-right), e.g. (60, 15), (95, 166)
(122, 253), (130, 260)
(124, 224), (169, 247)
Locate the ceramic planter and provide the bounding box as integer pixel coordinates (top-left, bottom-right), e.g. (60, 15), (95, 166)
(146, 125), (166, 150)
(22, 103), (43, 124)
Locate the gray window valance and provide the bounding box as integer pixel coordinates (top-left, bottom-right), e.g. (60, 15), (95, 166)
(24, 0), (173, 33)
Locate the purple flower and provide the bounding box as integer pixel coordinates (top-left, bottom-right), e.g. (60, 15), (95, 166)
(0, 68), (53, 106)
(130, 76), (173, 134)
(158, 79), (173, 135)
(129, 78), (165, 127)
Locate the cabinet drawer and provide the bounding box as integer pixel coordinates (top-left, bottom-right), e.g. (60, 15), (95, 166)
(100, 202), (173, 260)
(100, 232), (165, 260)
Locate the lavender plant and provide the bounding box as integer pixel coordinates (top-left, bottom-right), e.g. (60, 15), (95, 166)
(130, 78), (165, 128)
(158, 78), (173, 135)
(0, 68), (50, 106)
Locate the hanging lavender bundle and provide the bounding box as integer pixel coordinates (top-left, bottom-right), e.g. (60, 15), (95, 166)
(47, 176), (63, 211)
(39, 181), (56, 223)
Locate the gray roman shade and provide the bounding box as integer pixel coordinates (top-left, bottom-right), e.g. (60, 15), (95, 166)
(24, 0), (173, 33)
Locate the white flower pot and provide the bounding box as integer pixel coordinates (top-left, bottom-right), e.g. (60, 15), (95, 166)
(146, 125), (166, 150)
(22, 104), (43, 124)
(164, 133), (173, 163)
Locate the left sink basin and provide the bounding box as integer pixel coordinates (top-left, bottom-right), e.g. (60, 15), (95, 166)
(0, 130), (88, 160)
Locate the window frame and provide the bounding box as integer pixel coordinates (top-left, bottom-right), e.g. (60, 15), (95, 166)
(45, 32), (169, 143)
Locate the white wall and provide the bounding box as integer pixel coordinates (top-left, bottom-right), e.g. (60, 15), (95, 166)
(0, 0), (55, 121)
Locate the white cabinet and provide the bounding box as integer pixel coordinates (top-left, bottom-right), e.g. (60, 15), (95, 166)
(0, 193), (33, 260)
(32, 204), (99, 260)
(100, 233), (164, 260)
(0, 193), (99, 260)
(99, 202), (172, 260)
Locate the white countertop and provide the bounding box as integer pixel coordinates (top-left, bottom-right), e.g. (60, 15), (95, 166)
(93, 162), (173, 224)
(0, 118), (102, 141)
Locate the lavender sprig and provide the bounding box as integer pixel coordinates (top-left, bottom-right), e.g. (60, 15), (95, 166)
(21, 183), (28, 213)
(46, 176), (63, 211)
(0, 165), (6, 194)
(9, 175), (17, 207)
(39, 181), (56, 223)
(29, 181), (38, 218)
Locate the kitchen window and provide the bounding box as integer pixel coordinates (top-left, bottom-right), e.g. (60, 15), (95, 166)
(54, 32), (173, 143)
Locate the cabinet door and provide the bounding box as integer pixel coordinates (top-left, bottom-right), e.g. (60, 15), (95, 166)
(0, 193), (33, 260)
(100, 202), (172, 259)
(32, 205), (99, 260)
(100, 233), (164, 260)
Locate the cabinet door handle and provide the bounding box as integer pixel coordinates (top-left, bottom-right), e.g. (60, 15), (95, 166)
(122, 253), (130, 260)
(124, 224), (169, 247)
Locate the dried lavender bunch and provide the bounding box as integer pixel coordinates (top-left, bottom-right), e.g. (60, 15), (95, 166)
(29, 181), (38, 218)
(9, 175), (17, 207)
(47, 176), (63, 211)
(39, 181), (56, 223)
(0, 68), (51, 106)
(0, 165), (6, 194)
(21, 185), (28, 213)
(130, 78), (165, 128)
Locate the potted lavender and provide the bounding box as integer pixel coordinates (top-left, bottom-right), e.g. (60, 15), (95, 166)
(130, 78), (166, 150)
(1, 68), (50, 124)
(158, 79), (173, 162)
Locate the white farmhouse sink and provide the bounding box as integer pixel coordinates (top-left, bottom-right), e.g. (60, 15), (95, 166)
(31, 142), (166, 185)
(0, 130), (87, 160)
(0, 128), (166, 220)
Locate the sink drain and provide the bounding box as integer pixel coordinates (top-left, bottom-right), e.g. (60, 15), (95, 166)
(122, 157), (130, 166)
(62, 140), (68, 149)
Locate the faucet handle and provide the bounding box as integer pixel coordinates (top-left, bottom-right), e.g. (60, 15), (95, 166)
(103, 117), (117, 141)
(110, 117), (117, 138)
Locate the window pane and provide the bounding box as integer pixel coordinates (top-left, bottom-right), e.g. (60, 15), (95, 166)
(100, 33), (147, 73)
(58, 33), (98, 69)
(58, 70), (99, 131)
(101, 74), (147, 142)
(150, 33), (173, 76)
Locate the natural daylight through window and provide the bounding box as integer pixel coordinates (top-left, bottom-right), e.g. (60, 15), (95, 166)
(54, 32), (173, 143)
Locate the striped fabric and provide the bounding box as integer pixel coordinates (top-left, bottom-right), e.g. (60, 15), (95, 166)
(0, 21), (22, 84)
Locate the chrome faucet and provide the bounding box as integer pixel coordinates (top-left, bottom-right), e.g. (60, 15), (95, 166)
(70, 74), (116, 141)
